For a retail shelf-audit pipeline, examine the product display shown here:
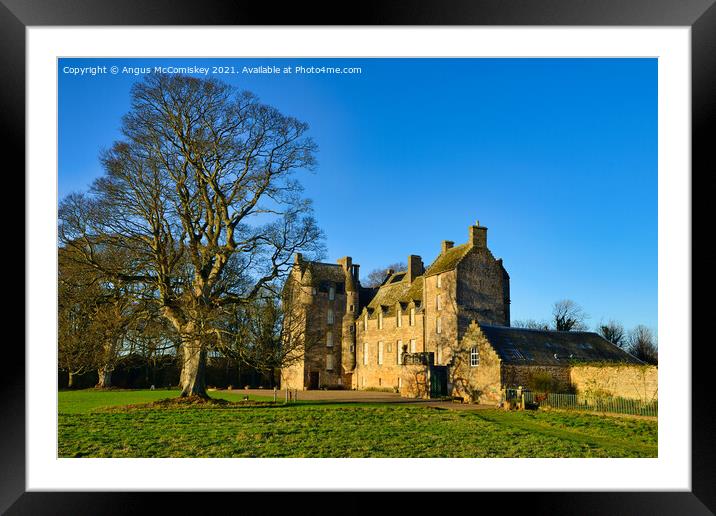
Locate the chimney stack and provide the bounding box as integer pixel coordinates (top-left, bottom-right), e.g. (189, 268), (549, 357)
(294, 252), (303, 264)
(407, 255), (424, 282)
(441, 240), (454, 253)
(469, 221), (487, 248)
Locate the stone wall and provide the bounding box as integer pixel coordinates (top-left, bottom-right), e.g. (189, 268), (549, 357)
(456, 246), (510, 332)
(448, 321), (503, 404)
(400, 364), (430, 399)
(353, 311), (423, 390)
(501, 364), (572, 392)
(570, 364), (658, 402)
(423, 269), (459, 366)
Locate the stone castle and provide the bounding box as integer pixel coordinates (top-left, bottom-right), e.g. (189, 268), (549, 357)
(281, 221), (657, 404)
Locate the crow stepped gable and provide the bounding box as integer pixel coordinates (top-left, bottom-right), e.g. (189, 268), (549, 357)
(281, 221), (657, 404)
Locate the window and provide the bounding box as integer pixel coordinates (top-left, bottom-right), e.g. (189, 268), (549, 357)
(378, 311), (383, 329)
(409, 307), (415, 326)
(378, 341), (384, 365)
(350, 343), (355, 353)
(436, 317), (442, 334)
(397, 340), (403, 364)
(327, 308), (334, 325)
(364, 314), (368, 331)
(470, 347), (479, 367)
(349, 304), (354, 313)
(410, 339), (417, 353)
(326, 354), (334, 370)
(363, 343), (368, 365)
(436, 295), (442, 311)
(398, 377), (402, 388)
(329, 285), (335, 300)
(437, 274), (442, 288)
(397, 309), (402, 328)
(326, 331), (333, 347)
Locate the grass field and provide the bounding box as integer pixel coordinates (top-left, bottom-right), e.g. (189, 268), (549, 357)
(58, 389), (657, 458)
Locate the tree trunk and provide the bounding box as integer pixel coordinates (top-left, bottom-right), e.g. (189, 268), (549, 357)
(96, 367), (112, 389)
(180, 339), (208, 398)
(68, 371), (75, 389)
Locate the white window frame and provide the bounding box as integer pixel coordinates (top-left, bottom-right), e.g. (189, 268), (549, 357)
(364, 314), (368, 331)
(326, 331), (333, 347)
(437, 274), (442, 288)
(436, 294), (442, 311)
(397, 340), (403, 364)
(470, 347), (479, 367)
(436, 316), (442, 334)
(378, 341), (384, 365)
(409, 307), (415, 326)
(397, 308), (402, 328)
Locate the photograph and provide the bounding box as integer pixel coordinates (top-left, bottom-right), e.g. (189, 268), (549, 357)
(56, 57), (659, 459)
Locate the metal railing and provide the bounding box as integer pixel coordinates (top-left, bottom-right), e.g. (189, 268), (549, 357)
(522, 391), (658, 417)
(402, 352), (434, 366)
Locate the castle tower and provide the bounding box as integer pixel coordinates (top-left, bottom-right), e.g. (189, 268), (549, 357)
(337, 256), (359, 382)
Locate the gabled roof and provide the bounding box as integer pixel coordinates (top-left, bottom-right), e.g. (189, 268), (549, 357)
(366, 274), (423, 317)
(301, 261), (346, 285)
(478, 324), (643, 366)
(424, 243), (472, 277)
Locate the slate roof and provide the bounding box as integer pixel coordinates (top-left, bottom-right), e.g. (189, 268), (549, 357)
(479, 324), (643, 366)
(424, 243), (472, 277)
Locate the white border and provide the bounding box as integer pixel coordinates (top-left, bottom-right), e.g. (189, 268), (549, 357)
(27, 27), (690, 491)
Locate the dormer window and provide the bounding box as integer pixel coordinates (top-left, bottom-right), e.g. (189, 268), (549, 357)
(364, 314), (368, 331)
(437, 274), (442, 288)
(397, 308), (402, 328)
(409, 307), (415, 326)
(378, 310), (383, 329)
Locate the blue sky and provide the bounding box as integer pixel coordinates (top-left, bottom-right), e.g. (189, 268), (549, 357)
(58, 58), (657, 334)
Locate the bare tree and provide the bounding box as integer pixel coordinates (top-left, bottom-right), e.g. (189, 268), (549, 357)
(512, 319), (551, 330)
(551, 299), (589, 331)
(58, 73), (324, 398)
(597, 320), (626, 348)
(362, 262), (407, 288)
(627, 325), (658, 365)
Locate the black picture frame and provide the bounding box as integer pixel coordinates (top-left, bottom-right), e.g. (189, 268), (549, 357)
(5, 1), (713, 513)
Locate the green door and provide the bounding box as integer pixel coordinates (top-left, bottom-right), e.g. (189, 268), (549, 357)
(430, 367), (448, 398)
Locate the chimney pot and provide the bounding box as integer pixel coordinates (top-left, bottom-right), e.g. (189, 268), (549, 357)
(441, 240), (454, 253)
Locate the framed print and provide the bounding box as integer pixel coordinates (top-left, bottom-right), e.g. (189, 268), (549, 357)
(6, 0), (715, 513)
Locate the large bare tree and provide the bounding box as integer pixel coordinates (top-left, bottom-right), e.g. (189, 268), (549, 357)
(59, 73), (323, 398)
(551, 299), (589, 331)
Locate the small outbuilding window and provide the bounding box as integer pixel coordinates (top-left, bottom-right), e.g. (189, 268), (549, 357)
(470, 347), (479, 367)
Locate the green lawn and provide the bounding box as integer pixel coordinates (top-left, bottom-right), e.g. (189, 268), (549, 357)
(58, 389), (657, 458)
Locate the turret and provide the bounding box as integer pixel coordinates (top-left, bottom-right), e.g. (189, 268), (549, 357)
(337, 256), (358, 373)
